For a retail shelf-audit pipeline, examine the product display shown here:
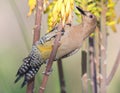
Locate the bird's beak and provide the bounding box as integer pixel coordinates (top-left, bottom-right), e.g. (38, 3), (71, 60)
(76, 6), (86, 16)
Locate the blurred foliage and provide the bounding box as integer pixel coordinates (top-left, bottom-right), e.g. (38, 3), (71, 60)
(27, 0), (74, 31)
(27, 0), (120, 32)
(75, 0), (120, 32)
(27, 0), (36, 16)
(44, 0), (74, 32)
(106, 0), (117, 32)
(75, 0), (101, 21)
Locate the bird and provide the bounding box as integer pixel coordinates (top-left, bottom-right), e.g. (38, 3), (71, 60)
(15, 6), (97, 88)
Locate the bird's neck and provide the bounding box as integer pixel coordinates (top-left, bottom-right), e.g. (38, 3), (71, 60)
(81, 22), (96, 39)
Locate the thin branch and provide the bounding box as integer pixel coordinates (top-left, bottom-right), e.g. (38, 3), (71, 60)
(27, 0), (43, 93)
(57, 59), (66, 93)
(81, 50), (87, 76)
(94, 27), (101, 86)
(93, 60), (97, 93)
(39, 26), (63, 93)
(100, 3), (107, 93)
(33, 0), (43, 44)
(106, 49), (120, 85)
(26, 79), (35, 93)
(81, 50), (88, 93)
(89, 37), (97, 93)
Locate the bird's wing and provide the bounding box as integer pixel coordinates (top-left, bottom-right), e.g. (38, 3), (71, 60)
(37, 24), (71, 45)
(35, 23), (72, 61)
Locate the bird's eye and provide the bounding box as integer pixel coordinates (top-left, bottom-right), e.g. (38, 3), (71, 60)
(89, 15), (93, 18)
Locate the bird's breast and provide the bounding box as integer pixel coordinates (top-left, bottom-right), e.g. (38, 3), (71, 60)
(56, 34), (82, 59)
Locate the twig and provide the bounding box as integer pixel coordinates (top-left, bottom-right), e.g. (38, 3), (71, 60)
(57, 59), (66, 93)
(100, 3), (107, 93)
(81, 50), (88, 93)
(33, 0), (43, 44)
(39, 27), (63, 93)
(106, 50), (120, 85)
(94, 27), (101, 84)
(27, 0), (43, 93)
(81, 50), (87, 76)
(89, 37), (97, 93)
(93, 60), (97, 93)
(26, 79), (35, 93)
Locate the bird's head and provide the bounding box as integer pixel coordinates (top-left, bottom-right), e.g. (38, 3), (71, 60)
(76, 6), (97, 27)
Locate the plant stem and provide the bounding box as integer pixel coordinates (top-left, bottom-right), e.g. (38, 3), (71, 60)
(57, 59), (66, 93)
(81, 50), (88, 93)
(89, 37), (97, 93)
(26, 79), (35, 93)
(107, 50), (120, 85)
(39, 27), (63, 93)
(81, 51), (87, 76)
(100, 3), (107, 93)
(33, 0), (43, 44)
(27, 0), (43, 93)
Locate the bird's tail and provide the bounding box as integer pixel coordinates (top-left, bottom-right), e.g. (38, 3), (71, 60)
(15, 46), (44, 87)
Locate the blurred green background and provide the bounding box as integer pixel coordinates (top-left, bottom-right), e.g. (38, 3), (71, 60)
(0, 0), (120, 93)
